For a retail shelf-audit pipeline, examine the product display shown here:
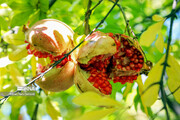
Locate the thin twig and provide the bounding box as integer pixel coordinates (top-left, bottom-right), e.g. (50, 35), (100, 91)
(150, 107), (165, 120)
(31, 89), (42, 120)
(0, 0), (119, 106)
(109, 0), (137, 38)
(159, 0), (177, 119)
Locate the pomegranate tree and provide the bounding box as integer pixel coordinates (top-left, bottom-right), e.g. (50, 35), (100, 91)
(74, 31), (151, 95)
(25, 19), (76, 92)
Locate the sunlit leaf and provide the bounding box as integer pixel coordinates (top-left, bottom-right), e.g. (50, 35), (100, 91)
(0, 57), (13, 68)
(31, 56), (37, 77)
(140, 20), (164, 47)
(3, 27), (25, 45)
(37, 58), (50, 67)
(7, 64), (25, 86)
(10, 10), (33, 28)
(30, 0), (38, 7)
(167, 55), (180, 103)
(75, 108), (117, 120)
(141, 55), (165, 106)
(155, 33), (164, 53)
(39, 0), (49, 12)
(0, 68), (7, 89)
(136, 76), (148, 115)
(46, 98), (61, 120)
(123, 83), (133, 98)
(8, 44), (28, 61)
(152, 14), (164, 21)
(73, 92), (122, 107)
(8, 1), (33, 11)
(0, 16), (8, 31)
(29, 10), (40, 27)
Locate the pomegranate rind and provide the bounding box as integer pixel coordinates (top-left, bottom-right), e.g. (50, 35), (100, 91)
(36, 61), (75, 92)
(78, 31), (117, 64)
(74, 65), (104, 95)
(25, 19), (74, 56)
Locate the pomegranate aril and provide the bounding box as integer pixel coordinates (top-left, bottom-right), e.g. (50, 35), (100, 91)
(26, 44), (31, 49)
(123, 41), (129, 46)
(134, 59), (138, 63)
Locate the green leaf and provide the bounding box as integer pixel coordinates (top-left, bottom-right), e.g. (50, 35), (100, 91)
(123, 83), (133, 98)
(73, 92), (122, 107)
(10, 10), (33, 27)
(46, 98), (61, 120)
(167, 55), (180, 103)
(3, 27), (25, 45)
(8, 1), (33, 11)
(29, 10), (40, 27)
(136, 76), (148, 115)
(75, 108), (117, 120)
(30, 0), (38, 7)
(152, 14), (164, 21)
(8, 44), (28, 61)
(7, 64), (25, 86)
(39, 0), (49, 12)
(0, 16), (8, 31)
(155, 33), (164, 53)
(140, 20), (164, 47)
(141, 55), (165, 107)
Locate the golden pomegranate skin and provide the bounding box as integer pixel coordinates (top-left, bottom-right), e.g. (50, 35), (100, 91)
(36, 61), (75, 92)
(25, 19), (74, 56)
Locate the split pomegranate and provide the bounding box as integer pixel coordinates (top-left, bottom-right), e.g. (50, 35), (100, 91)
(25, 19), (76, 92)
(74, 31), (151, 95)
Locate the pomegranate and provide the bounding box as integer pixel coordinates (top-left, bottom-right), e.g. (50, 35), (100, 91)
(74, 31), (151, 95)
(25, 19), (74, 57)
(25, 19), (76, 92)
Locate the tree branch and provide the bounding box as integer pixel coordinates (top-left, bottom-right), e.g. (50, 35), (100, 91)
(159, 0), (177, 119)
(85, 0), (92, 35)
(85, 0), (104, 35)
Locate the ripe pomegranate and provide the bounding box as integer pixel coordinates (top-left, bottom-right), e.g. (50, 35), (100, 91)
(25, 19), (76, 92)
(74, 31), (151, 95)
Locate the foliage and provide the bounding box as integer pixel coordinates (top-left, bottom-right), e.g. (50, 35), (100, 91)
(0, 0), (180, 120)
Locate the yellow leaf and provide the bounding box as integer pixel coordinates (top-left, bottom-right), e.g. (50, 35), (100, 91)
(37, 58), (50, 67)
(46, 98), (61, 120)
(8, 44), (28, 61)
(155, 33), (164, 53)
(141, 55), (165, 106)
(7, 64), (25, 86)
(76, 108), (117, 120)
(0, 68), (7, 88)
(123, 83), (133, 98)
(31, 56), (37, 77)
(136, 76), (148, 116)
(152, 15), (164, 21)
(167, 55), (180, 103)
(73, 92), (122, 107)
(140, 20), (164, 47)
(3, 27), (25, 45)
